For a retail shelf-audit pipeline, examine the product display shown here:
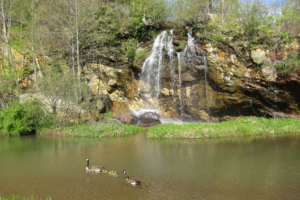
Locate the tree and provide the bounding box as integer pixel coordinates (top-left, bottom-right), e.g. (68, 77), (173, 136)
(170, 0), (212, 25)
(281, 0), (300, 36)
(0, 0), (18, 87)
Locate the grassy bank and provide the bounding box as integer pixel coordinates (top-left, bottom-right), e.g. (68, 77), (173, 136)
(147, 117), (300, 139)
(0, 195), (51, 200)
(64, 123), (144, 138)
(39, 121), (145, 138)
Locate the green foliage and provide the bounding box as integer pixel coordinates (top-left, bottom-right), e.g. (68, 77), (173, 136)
(211, 33), (225, 43)
(207, 21), (217, 31)
(0, 73), (18, 108)
(147, 117), (300, 139)
(179, 42), (186, 48)
(94, 0), (167, 39)
(273, 53), (300, 75)
(279, 7), (300, 35)
(35, 69), (98, 126)
(170, 0), (211, 25)
(135, 50), (147, 63)
(242, 2), (269, 38)
(0, 100), (46, 136)
(280, 31), (295, 42)
(0, 194), (51, 200)
(125, 39), (136, 63)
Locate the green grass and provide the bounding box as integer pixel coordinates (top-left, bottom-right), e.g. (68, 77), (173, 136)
(147, 117), (300, 139)
(38, 114), (145, 138)
(63, 123), (144, 138)
(0, 195), (51, 200)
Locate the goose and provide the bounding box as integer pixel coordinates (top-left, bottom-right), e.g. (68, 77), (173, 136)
(102, 169), (108, 173)
(85, 158), (105, 173)
(122, 170), (141, 185)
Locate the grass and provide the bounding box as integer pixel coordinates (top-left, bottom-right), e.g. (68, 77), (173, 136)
(0, 195), (51, 200)
(38, 114), (145, 138)
(63, 123), (144, 138)
(39, 117), (145, 138)
(147, 117), (300, 139)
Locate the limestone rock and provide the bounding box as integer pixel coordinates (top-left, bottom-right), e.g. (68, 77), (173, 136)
(251, 49), (266, 64)
(261, 66), (277, 82)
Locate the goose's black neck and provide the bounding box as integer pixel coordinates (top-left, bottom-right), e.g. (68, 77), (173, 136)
(124, 171), (129, 178)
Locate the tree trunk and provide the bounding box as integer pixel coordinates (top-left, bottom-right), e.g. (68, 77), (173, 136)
(0, 0), (18, 88)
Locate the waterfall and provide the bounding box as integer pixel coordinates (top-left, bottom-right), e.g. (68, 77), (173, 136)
(203, 51), (210, 115)
(187, 29), (196, 52)
(139, 30), (174, 108)
(177, 52), (184, 118)
(138, 29), (210, 122)
(167, 30), (177, 104)
(181, 29), (210, 117)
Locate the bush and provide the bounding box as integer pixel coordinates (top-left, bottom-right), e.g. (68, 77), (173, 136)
(134, 50), (147, 63)
(274, 53), (300, 75)
(125, 39), (136, 63)
(0, 100), (48, 136)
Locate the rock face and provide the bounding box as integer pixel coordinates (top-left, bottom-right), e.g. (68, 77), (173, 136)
(88, 30), (300, 122)
(19, 93), (104, 123)
(82, 63), (137, 103)
(15, 30), (300, 123)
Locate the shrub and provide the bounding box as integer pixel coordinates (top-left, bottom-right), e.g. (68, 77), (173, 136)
(273, 53), (300, 75)
(134, 50), (147, 63)
(0, 100), (47, 136)
(125, 39), (136, 64)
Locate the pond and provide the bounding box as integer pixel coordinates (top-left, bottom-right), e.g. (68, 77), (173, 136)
(0, 133), (300, 200)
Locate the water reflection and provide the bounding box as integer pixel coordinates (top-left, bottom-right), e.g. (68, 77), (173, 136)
(0, 134), (300, 200)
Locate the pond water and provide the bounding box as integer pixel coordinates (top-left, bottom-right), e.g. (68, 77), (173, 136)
(0, 133), (300, 200)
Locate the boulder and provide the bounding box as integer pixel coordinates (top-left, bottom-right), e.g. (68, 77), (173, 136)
(118, 113), (139, 124)
(139, 112), (161, 123)
(251, 49), (266, 65)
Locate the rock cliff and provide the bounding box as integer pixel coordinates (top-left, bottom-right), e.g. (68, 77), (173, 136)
(14, 29), (300, 123)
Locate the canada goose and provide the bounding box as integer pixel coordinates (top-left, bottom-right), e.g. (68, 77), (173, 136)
(102, 169), (108, 173)
(122, 170), (141, 185)
(85, 158), (105, 173)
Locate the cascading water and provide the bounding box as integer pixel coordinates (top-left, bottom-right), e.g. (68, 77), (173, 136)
(137, 29), (210, 122)
(167, 30), (176, 103)
(177, 53), (183, 117)
(177, 29), (210, 118)
(203, 49), (210, 115)
(185, 29), (210, 115)
(139, 30), (174, 108)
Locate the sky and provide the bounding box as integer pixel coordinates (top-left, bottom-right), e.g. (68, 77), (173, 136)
(262, 0), (285, 5)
